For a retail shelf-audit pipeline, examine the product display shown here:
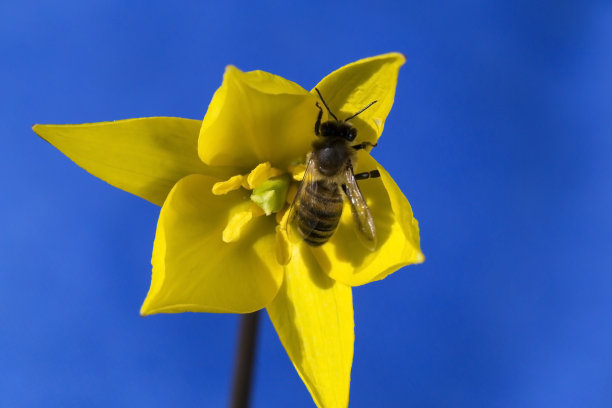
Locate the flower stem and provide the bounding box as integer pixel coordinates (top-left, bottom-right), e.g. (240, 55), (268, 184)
(230, 311), (260, 408)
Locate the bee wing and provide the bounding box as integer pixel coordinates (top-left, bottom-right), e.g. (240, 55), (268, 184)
(286, 157), (320, 242)
(342, 161), (377, 251)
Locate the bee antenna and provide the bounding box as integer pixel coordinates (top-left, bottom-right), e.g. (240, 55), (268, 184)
(344, 100), (378, 122)
(314, 88), (338, 121)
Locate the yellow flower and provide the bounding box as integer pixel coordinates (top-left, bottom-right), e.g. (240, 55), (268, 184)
(33, 52), (424, 408)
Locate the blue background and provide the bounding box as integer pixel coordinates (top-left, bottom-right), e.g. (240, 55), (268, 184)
(2, 1), (611, 407)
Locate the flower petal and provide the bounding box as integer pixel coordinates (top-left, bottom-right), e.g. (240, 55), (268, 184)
(141, 174), (283, 315)
(310, 154), (423, 286)
(312, 53), (405, 144)
(199, 66), (317, 169)
(267, 246), (353, 408)
(33, 117), (232, 206)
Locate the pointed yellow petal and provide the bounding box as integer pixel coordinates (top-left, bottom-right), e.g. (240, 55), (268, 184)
(199, 66), (317, 169)
(33, 117), (233, 206)
(311, 154), (423, 286)
(267, 246), (354, 408)
(312, 53), (405, 144)
(141, 174), (283, 315)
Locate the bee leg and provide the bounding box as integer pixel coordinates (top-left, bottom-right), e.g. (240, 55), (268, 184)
(315, 102), (323, 136)
(352, 141), (378, 151)
(354, 170), (381, 180)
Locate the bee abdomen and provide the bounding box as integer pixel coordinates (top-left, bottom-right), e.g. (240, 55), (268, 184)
(297, 180), (343, 246)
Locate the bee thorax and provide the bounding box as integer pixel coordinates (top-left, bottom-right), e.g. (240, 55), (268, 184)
(315, 145), (350, 176)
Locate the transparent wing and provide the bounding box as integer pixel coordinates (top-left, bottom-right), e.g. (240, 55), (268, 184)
(342, 161), (377, 251)
(286, 157), (320, 243)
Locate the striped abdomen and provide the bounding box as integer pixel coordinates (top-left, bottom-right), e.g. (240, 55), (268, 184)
(297, 180), (343, 246)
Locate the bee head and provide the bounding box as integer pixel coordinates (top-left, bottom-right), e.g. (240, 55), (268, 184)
(315, 88), (377, 142)
(320, 121), (357, 141)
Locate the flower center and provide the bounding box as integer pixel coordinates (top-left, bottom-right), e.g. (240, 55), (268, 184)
(251, 175), (290, 216)
(211, 161), (292, 239)
(211, 161), (306, 265)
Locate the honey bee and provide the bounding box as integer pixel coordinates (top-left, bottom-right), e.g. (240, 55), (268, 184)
(287, 88), (381, 250)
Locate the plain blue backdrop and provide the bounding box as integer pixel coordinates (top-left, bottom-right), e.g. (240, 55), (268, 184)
(2, 1), (611, 407)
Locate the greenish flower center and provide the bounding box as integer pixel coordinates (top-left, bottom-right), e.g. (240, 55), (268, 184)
(250, 175), (291, 216)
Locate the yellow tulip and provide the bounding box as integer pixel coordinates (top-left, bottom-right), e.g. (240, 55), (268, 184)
(33, 52), (424, 408)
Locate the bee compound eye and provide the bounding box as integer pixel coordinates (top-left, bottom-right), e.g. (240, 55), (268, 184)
(341, 126), (356, 141)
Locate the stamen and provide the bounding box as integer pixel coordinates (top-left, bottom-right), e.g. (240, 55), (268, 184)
(285, 183), (298, 205)
(275, 205), (288, 224)
(222, 204), (264, 243)
(275, 209), (292, 265)
(212, 175), (245, 195)
(288, 163), (306, 181)
(222, 210), (252, 243)
(215, 162), (295, 245)
(246, 162), (283, 189)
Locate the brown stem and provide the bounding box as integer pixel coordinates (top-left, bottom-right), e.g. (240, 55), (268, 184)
(229, 311), (260, 408)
